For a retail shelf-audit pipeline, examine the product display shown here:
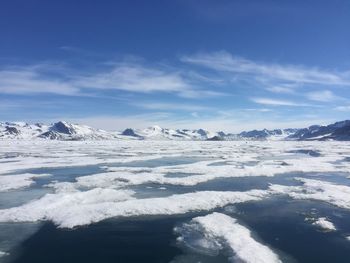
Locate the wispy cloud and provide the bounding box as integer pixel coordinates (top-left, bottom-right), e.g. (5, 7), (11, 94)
(0, 68), (79, 95)
(244, 108), (272, 112)
(251, 97), (311, 107)
(265, 86), (295, 94)
(334, 105), (350, 111)
(75, 65), (190, 93)
(133, 102), (212, 111)
(305, 90), (340, 102)
(181, 51), (350, 86)
(0, 62), (218, 98)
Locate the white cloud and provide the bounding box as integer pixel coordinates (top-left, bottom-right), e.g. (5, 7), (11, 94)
(0, 69), (78, 96)
(265, 86), (295, 94)
(191, 112), (199, 118)
(0, 63), (217, 98)
(181, 51), (350, 86)
(306, 90), (339, 102)
(177, 89), (228, 98)
(244, 108), (272, 112)
(75, 65), (189, 93)
(134, 102), (211, 111)
(335, 105), (350, 111)
(251, 97), (310, 107)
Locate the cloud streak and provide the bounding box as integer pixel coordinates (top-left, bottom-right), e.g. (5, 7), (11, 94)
(181, 51), (350, 86)
(0, 69), (79, 96)
(265, 86), (295, 94)
(0, 63), (217, 98)
(306, 90), (340, 102)
(133, 102), (212, 111)
(251, 97), (312, 107)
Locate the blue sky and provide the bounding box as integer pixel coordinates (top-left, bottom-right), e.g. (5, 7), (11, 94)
(1, 0), (350, 132)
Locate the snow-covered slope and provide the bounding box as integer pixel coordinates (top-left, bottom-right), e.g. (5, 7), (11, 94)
(0, 121), (120, 140)
(238, 128), (299, 140)
(38, 121), (120, 140)
(120, 126), (222, 140)
(287, 120), (350, 141)
(0, 122), (224, 141)
(0, 122), (49, 139)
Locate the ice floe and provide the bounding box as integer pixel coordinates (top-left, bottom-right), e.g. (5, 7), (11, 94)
(312, 217), (336, 231)
(175, 212), (281, 263)
(71, 152), (349, 189)
(269, 178), (350, 209)
(0, 189), (271, 228)
(0, 188), (136, 227)
(0, 173), (51, 192)
(1, 140), (350, 179)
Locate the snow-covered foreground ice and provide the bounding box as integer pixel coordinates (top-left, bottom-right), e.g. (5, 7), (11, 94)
(1, 140), (350, 262)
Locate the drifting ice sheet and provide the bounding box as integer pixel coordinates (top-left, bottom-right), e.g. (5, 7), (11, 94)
(175, 212), (281, 263)
(0, 173), (51, 192)
(269, 178), (350, 210)
(312, 217), (336, 231)
(0, 189), (271, 228)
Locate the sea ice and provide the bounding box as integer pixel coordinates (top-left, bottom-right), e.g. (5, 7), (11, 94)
(0, 189), (271, 228)
(175, 212), (281, 263)
(0, 173), (51, 192)
(312, 217), (336, 231)
(269, 178), (350, 210)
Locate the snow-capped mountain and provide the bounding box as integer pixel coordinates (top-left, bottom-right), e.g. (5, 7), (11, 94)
(0, 121), (120, 140)
(0, 122), (49, 139)
(0, 122), (223, 141)
(120, 126), (222, 140)
(238, 128), (299, 140)
(1, 120), (350, 141)
(287, 120), (350, 141)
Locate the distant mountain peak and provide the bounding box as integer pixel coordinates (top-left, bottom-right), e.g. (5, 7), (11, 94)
(51, 121), (76, 135)
(122, 128), (141, 137)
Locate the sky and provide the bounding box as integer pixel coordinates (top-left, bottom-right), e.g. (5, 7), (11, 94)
(1, 0), (350, 132)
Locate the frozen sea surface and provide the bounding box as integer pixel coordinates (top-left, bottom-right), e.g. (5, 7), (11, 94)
(1, 140), (350, 262)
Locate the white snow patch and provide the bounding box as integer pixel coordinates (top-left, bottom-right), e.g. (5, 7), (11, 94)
(176, 212), (281, 263)
(312, 217), (336, 231)
(0, 173), (51, 192)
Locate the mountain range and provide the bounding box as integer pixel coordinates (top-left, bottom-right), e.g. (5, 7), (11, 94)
(1, 120), (350, 141)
